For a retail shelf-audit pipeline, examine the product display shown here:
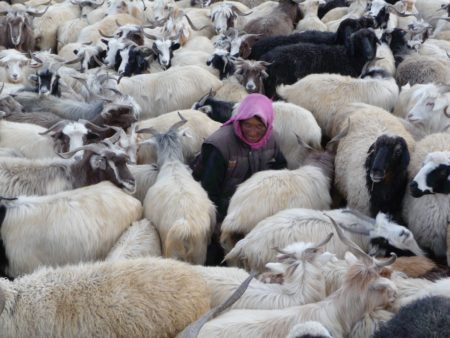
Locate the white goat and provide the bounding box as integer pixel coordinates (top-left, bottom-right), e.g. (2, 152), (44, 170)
(116, 65), (222, 119)
(0, 181), (142, 277)
(296, 0), (327, 32)
(0, 49), (30, 84)
(142, 116), (216, 264)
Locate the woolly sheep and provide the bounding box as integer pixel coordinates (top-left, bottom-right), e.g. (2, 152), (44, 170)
(401, 133), (450, 260)
(277, 71), (399, 138)
(395, 55), (450, 86)
(333, 103), (415, 217)
(220, 149), (333, 253)
(296, 0), (328, 32)
(0, 257), (211, 337)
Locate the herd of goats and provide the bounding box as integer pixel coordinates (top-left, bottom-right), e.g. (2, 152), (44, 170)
(0, 0), (449, 336)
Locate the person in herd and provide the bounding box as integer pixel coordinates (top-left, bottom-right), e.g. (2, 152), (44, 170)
(192, 93), (287, 265)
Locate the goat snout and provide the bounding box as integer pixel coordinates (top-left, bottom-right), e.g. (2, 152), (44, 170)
(370, 170), (385, 183)
(246, 81), (256, 92)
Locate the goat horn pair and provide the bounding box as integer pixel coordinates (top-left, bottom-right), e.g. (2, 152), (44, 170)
(178, 273), (255, 338)
(230, 5), (252, 16)
(58, 143), (110, 159)
(79, 119), (111, 133)
(26, 4), (50, 17)
(169, 112), (188, 131)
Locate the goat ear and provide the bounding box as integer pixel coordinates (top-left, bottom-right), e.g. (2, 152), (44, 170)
(100, 38), (109, 46)
(172, 42), (181, 51)
(434, 95), (448, 111)
(178, 128), (193, 139)
(265, 262), (287, 274)
(90, 154), (107, 170)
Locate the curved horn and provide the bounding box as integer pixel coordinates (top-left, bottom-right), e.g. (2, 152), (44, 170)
(26, 5), (50, 17)
(64, 53), (83, 65)
(184, 14), (208, 31)
(141, 0), (147, 11)
(342, 209), (376, 225)
(58, 143), (107, 158)
(0, 82), (4, 95)
(136, 127), (159, 135)
(375, 253), (397, 267)
(115, 19), (122, 27)
(314, 232), (334, 248)
(196, 89), (213, 106)
(39, 120), (69, 135)
(230, 5), (253, 16)
(70, 0), (80, 5)
(444, 106), (450, 118)
(79, 119), (111, 132)
(106, 87), (123, 96)
(337, 222), (372, 236)
(98, 29), (114, 38)
(169, 111), (188, 131)
(294, 133), (314, 151)
(324, 213), (373, 264)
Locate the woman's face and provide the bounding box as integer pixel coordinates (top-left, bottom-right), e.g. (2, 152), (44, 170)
(240, 116), (267, 143)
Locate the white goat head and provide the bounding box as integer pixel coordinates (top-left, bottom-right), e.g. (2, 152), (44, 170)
(410, 151), (450, 197)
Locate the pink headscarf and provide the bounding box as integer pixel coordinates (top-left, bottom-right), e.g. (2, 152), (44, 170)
(223, 94), (274, 150)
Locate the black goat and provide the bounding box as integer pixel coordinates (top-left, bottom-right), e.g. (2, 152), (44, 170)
(118, 45), (153, 77)
(24, 68), (61, 97)
(374, 296), (450, 338)
(261, 28), (379, 98)
(247, 17), (376, 60)
(206, 49), (236, 80)
(381, 28), (410, 66)
(364, 135), (410, 220)
(318, 0), (349, 19)
(192, 91), (234, 123)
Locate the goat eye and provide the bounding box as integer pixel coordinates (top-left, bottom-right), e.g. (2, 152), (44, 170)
(426, 102), (434, 108)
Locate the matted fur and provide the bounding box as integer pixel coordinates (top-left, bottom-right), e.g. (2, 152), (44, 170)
(220, 157), (332, 253)
(117, 65), (223, 120)
(277, 73), (399, 138)
(106, 218), (162, 260)
(0, 257), (211, 338)
(333, 103), (415, 215)
(401, 133), (450, 258)
(2, 181), (143, 277)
